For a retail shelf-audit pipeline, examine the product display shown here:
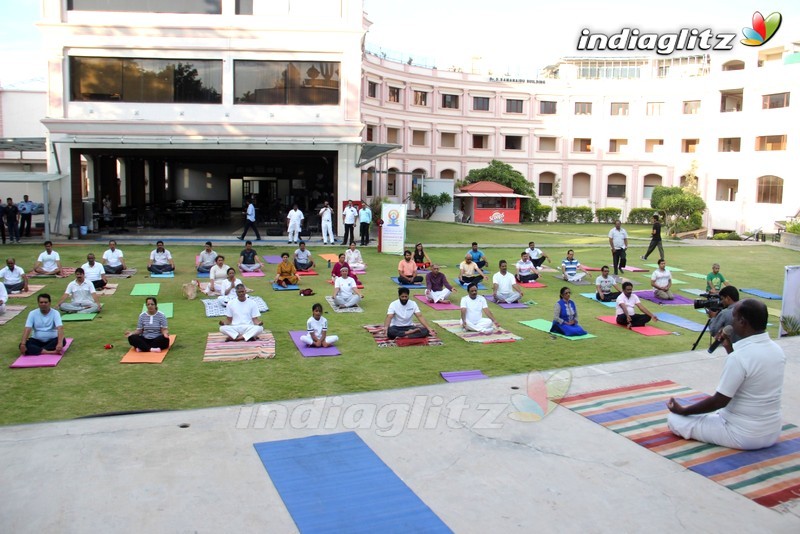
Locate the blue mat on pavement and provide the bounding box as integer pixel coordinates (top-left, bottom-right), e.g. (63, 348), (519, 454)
(741, 288), (782, 300)
(254, 432), (451, 533)
(655, 312), (706, 332)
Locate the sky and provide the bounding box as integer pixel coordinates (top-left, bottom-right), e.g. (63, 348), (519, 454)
(1, 1), (798, 86)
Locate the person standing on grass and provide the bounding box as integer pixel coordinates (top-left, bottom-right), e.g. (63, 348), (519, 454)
(126, 297), (170, 353)
(218, 284), (263, 342)
(20, 293), (64, 355)
(300, 302), (338, 347)
(608, 219), (628, 276)
(641, 214), (664, 261)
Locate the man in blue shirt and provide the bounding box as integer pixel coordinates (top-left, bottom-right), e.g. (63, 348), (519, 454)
(238, 198), (261, 241)
(18, 195), (34, 238)
(561, 249), (587, 282)
(20, 293), (65, 355)
(467, 242), (488, 270)
(358, 201), (372, 246)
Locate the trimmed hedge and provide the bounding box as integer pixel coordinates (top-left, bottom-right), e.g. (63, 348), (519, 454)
(530, 205), (552, 223)
(627, 208), (656, 224)
(712, 232), (741, 241)
(556, 206), (593, 224)
(595, 207), (622, 224)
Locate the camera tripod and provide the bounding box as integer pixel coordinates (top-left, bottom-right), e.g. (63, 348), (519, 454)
(691, 317), (712, 350)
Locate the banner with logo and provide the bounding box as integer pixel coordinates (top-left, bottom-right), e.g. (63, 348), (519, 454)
(781, 265), (800, 336)
(380, 203), (407, 256)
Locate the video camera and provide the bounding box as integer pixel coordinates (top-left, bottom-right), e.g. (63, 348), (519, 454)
(693, 292), (723, 312)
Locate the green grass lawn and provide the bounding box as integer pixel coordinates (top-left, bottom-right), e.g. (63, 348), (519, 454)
(0, 234), (796, 425)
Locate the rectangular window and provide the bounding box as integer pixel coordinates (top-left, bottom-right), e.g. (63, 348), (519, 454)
(442, 94), (460, 109)
(610, 102), (629, 116)
(643, 186), (655, 200)
(504, 136), (522, 150)
(608, 139), (628, 153)
(715, 179), (738, 201)
(762, 92), (790, 109)
(574, 102), (592, 115)
(720, 89), (743, 112)
(440, 132), (456, 148)
(234, 60), (340, 105)
(386, 127), (400, 144)
(755, 135), (786, 151)
(506, 99), (523, 113)
(473, 96), (490, 111)
(539, 182), (553, 196)
(538, 136), (557, 151)
(70, 56), (222, 103)
(718, 138), (741, 152)
(646, 102), (663, 116)
(645, 139), (664, 153)
(68, 0), (221, 13)
(365, 126), (374, 142)
(413, 90), (428, 106)
(682, 139), (699, 153)
(367, 81), (377, 98)
(607, 184), (626, 198)
(472, 134), (489, 149)
(388, 86), (401, 103)
(683, 100), (701, 114)
(539, 100), (557, 114)
(573, 138), (592, 152)
(411, 130), (427, 146)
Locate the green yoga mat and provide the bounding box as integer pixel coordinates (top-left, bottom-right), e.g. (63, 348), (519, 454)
(640, 274), (688, 285)
(684, 272), (708, 280)
(519, 318), (596, 340)
(141, 302), (173, 318)
(644, 264), (685, 272)
(131, 283), (160, 296)
(61, 313), (98, 321)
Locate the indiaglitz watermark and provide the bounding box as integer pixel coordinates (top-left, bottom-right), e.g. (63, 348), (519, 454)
(577, 28), (736, 56)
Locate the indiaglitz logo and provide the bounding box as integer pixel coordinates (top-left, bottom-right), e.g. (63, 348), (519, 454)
(488, 211), (505, 224)
(508, 370), (572, 422)
(577, 27), (736, 55)
(741, 11), (782, 46)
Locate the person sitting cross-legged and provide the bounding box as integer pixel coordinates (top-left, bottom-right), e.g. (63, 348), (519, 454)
(458, 254), (484, 286)
(595, 265), (622, 302)
(238, 240), (263, 273)
(19, 293), (64, 355)
(397, 249), (423, 285)
(515, 252), (539, 283)
(293, 241), (315, 272)
(560, 249), (586, 282)
(202, 255), (231, 296)
(615, 281), (658, 328)
(0, 257), (29, 294)
(331, 253), (361, 286)
(147, 241), (175, 275)
(196, 241), (218, 273)
(345, 242), (366, 271)
(492, 260), (524, 303)
(56, 268), (101, 314)
(333, 266), (363, 308)
(425, 264), (456, 303)
(300, 302), (339, 347)
(102, 240), (126, 275)
(275, 253), (299, 288)
(381, 287), (436, 340)
(460, 283), (500, 334)
(81, 253), (108, 290)
(126, 297), (170, 353)
(218, 268), (245, 305)
(218, 284), (264, 342)
(550, 287), (587, 336)
(34, 240), (62, 276)
(650, 258), (674, 300)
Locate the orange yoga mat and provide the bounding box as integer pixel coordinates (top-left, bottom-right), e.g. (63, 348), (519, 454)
(120, 335), (177, 364)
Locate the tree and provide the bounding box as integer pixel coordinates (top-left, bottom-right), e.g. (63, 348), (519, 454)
(650, 186), (706, 234)
(459, 160), (539, 221)
(410, 190), (452, 220)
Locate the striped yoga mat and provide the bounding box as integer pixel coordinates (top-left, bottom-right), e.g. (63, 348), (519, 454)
(559, 380), (800, 509)
(202, 331), (275, 362)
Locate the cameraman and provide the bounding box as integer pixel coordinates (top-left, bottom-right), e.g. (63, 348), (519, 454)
(708, 285), (741, 344)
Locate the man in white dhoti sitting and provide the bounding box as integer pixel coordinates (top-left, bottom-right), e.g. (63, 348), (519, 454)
(460, 283), (500, 334)
(492, 260), (524, 303)
(218, 284), (264, 342)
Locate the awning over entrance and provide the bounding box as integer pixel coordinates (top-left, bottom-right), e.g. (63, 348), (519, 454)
(0, 137), (46, 152)
(357, 143), (401, 167)
(454, 192), (531, 198)
(0, 172), (66, 241)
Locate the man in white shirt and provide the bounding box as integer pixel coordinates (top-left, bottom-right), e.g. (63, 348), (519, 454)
(319, 200), (335, 245)
(81, 253), (108, 290)
(218, 284), (264, 342)
(341, 200), (358, 245)
(286, 204), (304, 244)
(239, 198), (261, 241)
(34, 241), (62, 276)
(515, 252), (538, 283)
(650, 258), (673, 300)
(667, 299), (786, 450)
(615, 281), (657, 327)
(147, 240), (175, 274)
(525, 241), (552, 270)
(102, 240), (126, 274)
(381, 287), (436, 339)
(196, 241), (218, 273)
(595, 265), (622, 302)
(460, 283), (500, 334)
(358, 201), (372, 246)
(0, 257), (29, 293)
(56, 268), (101, 314)
(608, 220), (629, 276)
(492, 260), (524, 303)
(333, 266), (363, 308)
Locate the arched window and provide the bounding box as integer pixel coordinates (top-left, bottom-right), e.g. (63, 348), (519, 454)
(756, 175), (783, 204)
(387, 167), (398, 196)
(607, 173), (627, 198)
(440, 169), (456, 180)
(364, 166), (375, 197)
(643, 173), (662, 199)
(572, 172), (591, 197)
(722, 60), (745, 71)
(538, 171), (555, 196)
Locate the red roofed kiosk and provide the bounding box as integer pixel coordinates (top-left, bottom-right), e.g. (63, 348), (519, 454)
(454, 181), (530, 224)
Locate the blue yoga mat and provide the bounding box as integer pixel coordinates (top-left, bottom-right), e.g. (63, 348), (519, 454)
(452, 278), (487, 290)
(741, 288), (782, 300)
(150, 272), (174, 278)
(655, 312), (706, 332)
(272, 283), (299, 291)
(254, 432), (452, 533)
(390, 277), (426, 289)
(578, 292), (616, 308)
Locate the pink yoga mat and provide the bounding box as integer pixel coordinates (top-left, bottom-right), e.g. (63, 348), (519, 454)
(297, 270), (318, 276)
(581, 266), (603, 271)
(288, 330), (340, 357)
(622, 266), (649, 272)
(485, 295), (529, 309)
(596, 316), (669, 336)
(413, 294), (459, 310)
(519, 281), (547, 288)
(240, 271), (266, 277)
(10, 338), (74, 368)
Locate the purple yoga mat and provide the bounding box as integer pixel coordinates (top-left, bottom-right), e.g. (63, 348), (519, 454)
(241, 271), (266, 277)
(10, 338), (74, 368)
(485, 295), (529, 309)
(263, 255), (283, 264)
(289, 330), (341, 357)
(440, 370), (488, 382)
(413, 294), (459, 310)
(634, 290), (694, 305)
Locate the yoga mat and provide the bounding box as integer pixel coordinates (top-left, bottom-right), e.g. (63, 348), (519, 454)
(741, 288), (782, 300)
(120, 335), (177, 364)
(441, 370), (488, 382)
(654, 312), (706, 332)
(518, 281), (547, 288)
(263, 255), (283, 264)
(451, 278), (487, 290)
(680, 288), (706, 296)
(391, 277), (426, 289)
(318, 253), (340, 263)
(27, 267), (76, 278)
(203, 331), (275, 362)
(644, 264), (685, 271)
(288, 330), (341, 357)
(684, 272), (708, 280)
(578, 292), (616, 308)
(559, 380), (800, 509)
(581, 266), (603, 271)
(105, 268), (137, 279)
(0, 305), (27, 325)
(621, 265), (649, 272)
(131, 283), (160, 296)
(97, 283), (119, 295)
(272, 283), (299, 291)
(240, 270), (266, 277)
(325, 295), (363, 313)
(296, 270), (318, 276)
(413, 294), (459, 310)
(10, 338), (74, 368)
(254, 432), (452, 533)
(8, 284), (45, 298)
(60, 312), (98, 321)
(519, 318), (596, 340)
(141, 302), (174, 318)
(362, 324), (443, 347)
(196, 271), (210, 278)
(150, 272), (175, 278)
(634, 290), (694, 306)
(351, 269), (367, 275)
(596, 315), (670, 335)
(433, 319), (521, 343)
(551, 274), (590, 286)
(485, 295), (529, 309)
